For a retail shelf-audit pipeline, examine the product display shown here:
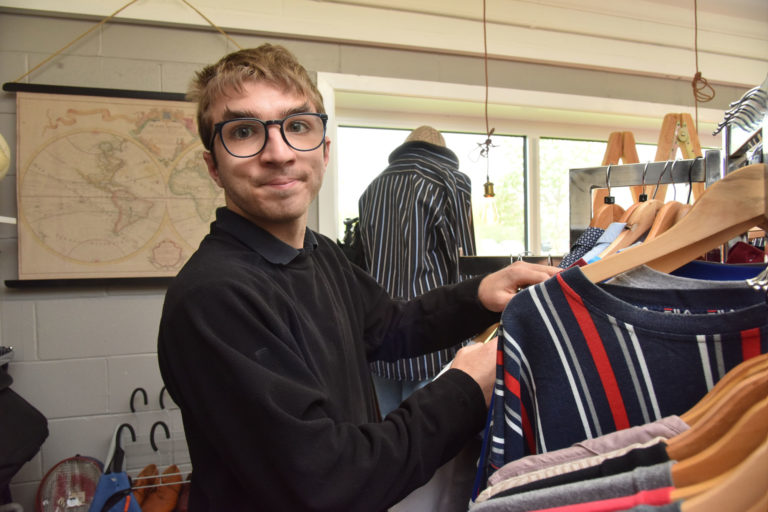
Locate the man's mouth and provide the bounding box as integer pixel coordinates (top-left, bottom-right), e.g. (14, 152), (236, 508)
(265, 178), (299, 189)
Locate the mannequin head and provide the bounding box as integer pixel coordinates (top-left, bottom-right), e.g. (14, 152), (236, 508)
(405, 126), (446, 147)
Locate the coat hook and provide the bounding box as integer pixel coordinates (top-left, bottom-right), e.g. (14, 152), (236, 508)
(159, 386), (167, 409)
(150, 420), (170, 452)
(130, 387), (148, 413)
(106, 423), (137, 474)
(117, 423), (136, 447)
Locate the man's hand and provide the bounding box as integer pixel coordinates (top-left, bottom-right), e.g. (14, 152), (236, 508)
(477, 261), (561, 313)
(451, 336), (499, 406)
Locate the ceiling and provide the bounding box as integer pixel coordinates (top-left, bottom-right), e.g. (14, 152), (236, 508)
(0, 0), (763, 145)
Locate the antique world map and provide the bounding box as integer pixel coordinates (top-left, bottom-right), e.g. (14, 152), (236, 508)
(17, 92), (224, 279)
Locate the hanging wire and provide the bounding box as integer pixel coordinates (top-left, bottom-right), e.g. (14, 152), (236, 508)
(482, 0), (493, 143)
(478, 0), (496, 167)
(12, 0), (140, 83)
(180, 0), (242, 50)
(691, 0), (715, 133)
(686, 156), (701, 204)
(478, 0), (497, 196)
(652, 160), (672, 200)
(11, 0), (241, 84)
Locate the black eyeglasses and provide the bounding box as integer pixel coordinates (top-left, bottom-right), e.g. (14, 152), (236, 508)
(210, 112), (328, 158)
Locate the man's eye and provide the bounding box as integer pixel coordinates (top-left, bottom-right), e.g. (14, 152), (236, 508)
(285, 120), (310, 134)
(229, 124), (259, 140)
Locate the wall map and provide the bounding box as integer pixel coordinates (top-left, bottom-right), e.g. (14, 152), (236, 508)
(16, 91), (223, 279)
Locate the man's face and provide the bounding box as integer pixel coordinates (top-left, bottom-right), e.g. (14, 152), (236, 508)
(203, 81), (330, 237)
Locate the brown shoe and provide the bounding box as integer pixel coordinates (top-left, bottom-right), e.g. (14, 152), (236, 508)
(141, 464), (182, 512)
(132, 463), (158, 506)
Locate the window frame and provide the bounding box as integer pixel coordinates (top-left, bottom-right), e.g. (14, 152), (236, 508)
(316, 72), (723, 254)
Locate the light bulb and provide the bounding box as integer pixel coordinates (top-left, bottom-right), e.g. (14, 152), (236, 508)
(480, 179), (499, 225)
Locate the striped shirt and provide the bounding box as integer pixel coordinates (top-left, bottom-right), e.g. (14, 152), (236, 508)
(359, 141), (476, 380)
(480, 265), (767, 484)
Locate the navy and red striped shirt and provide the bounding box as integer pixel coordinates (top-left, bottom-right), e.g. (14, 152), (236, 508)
(482, 265), (767, 482)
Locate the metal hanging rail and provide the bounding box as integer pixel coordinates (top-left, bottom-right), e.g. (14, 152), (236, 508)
(568, 150), (722, 246)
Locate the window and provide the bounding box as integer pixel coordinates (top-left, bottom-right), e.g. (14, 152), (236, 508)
(538, 138), (669, 254)
(336, 126), (525, 256)
(337, 127), (705, 258)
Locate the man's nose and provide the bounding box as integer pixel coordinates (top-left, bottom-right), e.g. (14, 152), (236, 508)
(259, 124), (295, 161)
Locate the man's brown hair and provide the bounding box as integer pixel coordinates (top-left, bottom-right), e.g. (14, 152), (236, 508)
(188, 43), (325, 151)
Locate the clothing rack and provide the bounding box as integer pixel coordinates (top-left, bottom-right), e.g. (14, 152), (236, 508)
(715, 74), (767, 174)
(459, 255), (563, 276)
(568, 150), (722, 246)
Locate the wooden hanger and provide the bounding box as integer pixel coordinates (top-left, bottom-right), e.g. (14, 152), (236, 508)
(678, 434), (768, 512)
(670, 471), (728, 501)
(591, 132), (638, 227)
(646, 158), (701, 241)
(670, 393), (768, 488)
(590, 202), (625, 230)
(745, 490), (768, 512)
(591, 164), (626, 229)
(680, 353), (768, 426)
(581, 163), (768, 283)
(667, 368), (768, 461)
(596, 199), (663, 258)
(644, 200), (688, 241)
(618, 202), (640, 223)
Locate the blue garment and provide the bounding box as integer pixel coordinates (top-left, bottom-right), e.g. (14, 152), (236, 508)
(581, 222), (626, 263)
(372, 373), (429, 416)
(670, 260), (766, 281)
(559, 227), (604, 269)
(89, 472), (141, 512)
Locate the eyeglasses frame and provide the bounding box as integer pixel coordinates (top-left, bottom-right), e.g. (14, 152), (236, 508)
(210, 112), (329, 158)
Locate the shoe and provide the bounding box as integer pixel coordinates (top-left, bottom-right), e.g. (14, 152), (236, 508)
(141, 464), (182, 512)
(132, 463), (158, 506)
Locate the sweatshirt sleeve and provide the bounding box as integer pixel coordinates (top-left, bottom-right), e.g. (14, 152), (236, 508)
(356, 266), (500, 362)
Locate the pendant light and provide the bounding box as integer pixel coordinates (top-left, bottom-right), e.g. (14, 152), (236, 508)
(477, 0), (499, 225)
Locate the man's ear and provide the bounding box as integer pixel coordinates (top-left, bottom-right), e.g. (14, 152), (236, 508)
(322, 137), (331, 167)
(203, 151), (223, 187)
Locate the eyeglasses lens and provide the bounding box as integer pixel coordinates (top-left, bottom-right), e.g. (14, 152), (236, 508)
(221, 114), (325, 156)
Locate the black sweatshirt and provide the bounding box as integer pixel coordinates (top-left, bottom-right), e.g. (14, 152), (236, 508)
(158, 207), (499, 511)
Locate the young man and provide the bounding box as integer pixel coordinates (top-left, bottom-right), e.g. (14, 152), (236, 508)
(157, 44), (558, 511)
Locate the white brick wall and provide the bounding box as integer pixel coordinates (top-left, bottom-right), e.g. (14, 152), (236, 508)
(0, 13), (230, 511)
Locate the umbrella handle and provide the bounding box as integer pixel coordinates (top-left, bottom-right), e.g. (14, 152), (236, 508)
(106, 423), (136, 473)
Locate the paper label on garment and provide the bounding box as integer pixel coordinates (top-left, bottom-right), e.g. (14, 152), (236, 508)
(66, 491), (86, 507)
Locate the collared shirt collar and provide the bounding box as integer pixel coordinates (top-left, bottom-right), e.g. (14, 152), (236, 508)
(388, 140), (459, 166)
(213, 207), (318, 265)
